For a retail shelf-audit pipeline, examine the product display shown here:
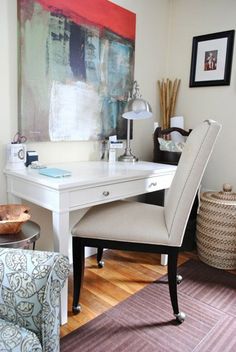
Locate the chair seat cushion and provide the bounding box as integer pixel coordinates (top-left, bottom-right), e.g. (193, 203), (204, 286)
(72, 201), (170, 245)
(0, 318), (42, 352)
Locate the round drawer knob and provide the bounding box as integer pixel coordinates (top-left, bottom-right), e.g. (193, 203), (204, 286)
(103, 191), (110, 197)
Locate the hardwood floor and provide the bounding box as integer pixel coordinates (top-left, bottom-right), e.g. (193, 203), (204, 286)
(60, 249), (199, 337)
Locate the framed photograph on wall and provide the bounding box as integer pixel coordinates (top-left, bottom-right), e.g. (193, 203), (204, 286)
(189, 30), (235, 87)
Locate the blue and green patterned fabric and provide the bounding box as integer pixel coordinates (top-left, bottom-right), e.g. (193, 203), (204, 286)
(0, 248), (70, 352)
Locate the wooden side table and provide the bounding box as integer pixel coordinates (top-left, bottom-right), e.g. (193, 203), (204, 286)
(0, 221), (40, 249)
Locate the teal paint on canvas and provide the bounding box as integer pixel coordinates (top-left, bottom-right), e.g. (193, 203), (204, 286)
(18, 0), (135, 141)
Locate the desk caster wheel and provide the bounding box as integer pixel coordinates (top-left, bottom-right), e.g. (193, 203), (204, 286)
(98, 260), (104, 268)
(72, 304), (81, 314)
(177, 274), (183, 284)
(175, 312), (186, 323)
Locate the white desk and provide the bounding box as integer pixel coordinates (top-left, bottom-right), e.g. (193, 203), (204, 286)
(4, 160), (176, 324)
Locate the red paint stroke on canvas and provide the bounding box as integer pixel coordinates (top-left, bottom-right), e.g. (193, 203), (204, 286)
(35, 0), (136, 41)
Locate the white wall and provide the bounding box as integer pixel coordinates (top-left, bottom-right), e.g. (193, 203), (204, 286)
(0, 0), (17, 203)
(113, 0), (170, 159)
(0, 0), (170, 251)
(168, 0), (236, 190)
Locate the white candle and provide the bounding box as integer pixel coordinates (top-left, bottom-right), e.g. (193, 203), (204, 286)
(170, 116), (185, 142)
(153, 122), (159, 132)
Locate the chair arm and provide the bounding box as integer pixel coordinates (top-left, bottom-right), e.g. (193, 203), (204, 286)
(0, 248), (70, 351)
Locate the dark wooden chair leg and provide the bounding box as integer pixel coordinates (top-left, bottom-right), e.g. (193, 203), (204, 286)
(72, 237), (85, 314)
(168, 251), (179, 315)
(97, 247), (104, 268)
(168, 250), (185, 323)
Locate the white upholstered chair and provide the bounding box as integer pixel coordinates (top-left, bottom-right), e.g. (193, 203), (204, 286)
(72, 120), (221, 323)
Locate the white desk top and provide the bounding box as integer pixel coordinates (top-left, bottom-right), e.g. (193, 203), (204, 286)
(5, 159), (176, 325)
(4, 161), (176, 191)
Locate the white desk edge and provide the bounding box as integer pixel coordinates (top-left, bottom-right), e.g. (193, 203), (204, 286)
(4, 160), (176, 324)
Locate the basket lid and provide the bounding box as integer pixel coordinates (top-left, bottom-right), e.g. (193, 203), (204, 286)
(202, 183), (236, 204)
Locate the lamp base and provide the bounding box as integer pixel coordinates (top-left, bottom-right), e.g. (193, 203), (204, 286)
(118, 153), (138, 162)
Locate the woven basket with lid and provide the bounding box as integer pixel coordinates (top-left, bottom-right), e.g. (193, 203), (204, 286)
(196, 184), (236, 270)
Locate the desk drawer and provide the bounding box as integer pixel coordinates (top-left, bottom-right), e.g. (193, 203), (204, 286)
(69, 174), (173, 209)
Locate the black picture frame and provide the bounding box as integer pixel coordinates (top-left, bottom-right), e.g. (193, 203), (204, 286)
(189, 30), (235, 87)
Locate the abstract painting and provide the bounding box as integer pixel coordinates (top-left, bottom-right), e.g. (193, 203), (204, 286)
(18, 0), (136, 141)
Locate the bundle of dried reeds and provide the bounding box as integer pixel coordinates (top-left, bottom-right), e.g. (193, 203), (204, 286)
(157, 78), (181, 129)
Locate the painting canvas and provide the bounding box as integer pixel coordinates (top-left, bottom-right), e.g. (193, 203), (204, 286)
(18, 0), (136, 141)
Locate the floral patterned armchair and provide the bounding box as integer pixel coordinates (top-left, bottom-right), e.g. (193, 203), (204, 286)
(0, 248), (70, 352)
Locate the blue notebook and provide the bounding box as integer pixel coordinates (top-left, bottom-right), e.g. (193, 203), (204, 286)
(39, 168), (71, 178)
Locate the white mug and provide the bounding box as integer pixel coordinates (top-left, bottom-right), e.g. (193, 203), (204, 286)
(6, 143), (26, 169)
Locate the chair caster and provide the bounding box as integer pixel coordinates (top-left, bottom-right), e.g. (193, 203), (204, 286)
(72, 304), (81, 315)
(175, 312), (186, 323)
(176, 274), (183, 284)
(98, 260), (104, 268)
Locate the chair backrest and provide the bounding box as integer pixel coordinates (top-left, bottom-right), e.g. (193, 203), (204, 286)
(164, 120), (221, 246)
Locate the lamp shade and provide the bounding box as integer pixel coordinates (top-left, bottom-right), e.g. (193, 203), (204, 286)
(122, 98), (152, 120)
(118, 81), (152, 162)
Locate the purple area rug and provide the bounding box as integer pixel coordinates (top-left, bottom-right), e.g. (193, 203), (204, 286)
(61, 260), (236, 352)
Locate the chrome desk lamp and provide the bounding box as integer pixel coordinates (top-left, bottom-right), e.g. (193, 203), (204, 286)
(118, 81), (152, 162)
